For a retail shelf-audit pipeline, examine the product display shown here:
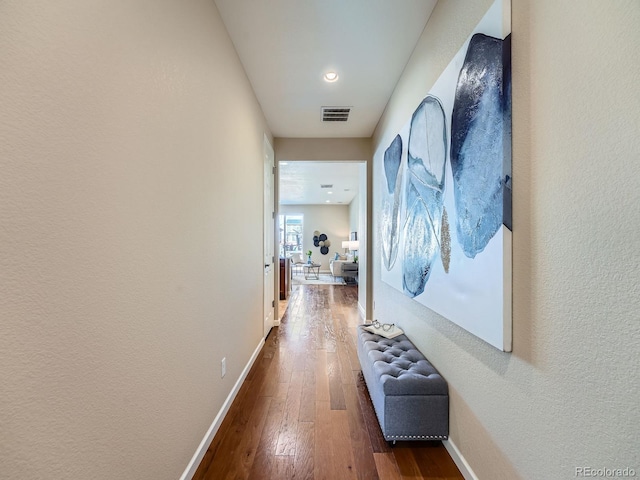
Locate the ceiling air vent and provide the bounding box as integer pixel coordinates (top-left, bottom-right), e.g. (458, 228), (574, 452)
(322, 106), (350, 122)
(320, 184), (333, 189)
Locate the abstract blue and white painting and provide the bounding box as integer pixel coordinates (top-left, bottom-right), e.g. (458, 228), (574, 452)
(451, 33), (512, 258)
(403, 96), (447, 297)
(378, 0), (512, 352)
(381, 134), (403, 271)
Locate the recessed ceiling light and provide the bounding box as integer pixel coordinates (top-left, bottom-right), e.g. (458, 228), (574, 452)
(323, 71), (339, 82)
(280, 162), (288, 165)
(326, 200), (330, 203)
(327, 191), (333, 194)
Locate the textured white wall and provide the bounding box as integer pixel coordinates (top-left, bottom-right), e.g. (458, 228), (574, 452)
(0, 1), (270, 479)
(356, 163), (368, 316)
(280, 204), (350, 273)
(349, 191), (360, 237)
(275, 137), (371, 163)
(372, 0), (640, 478)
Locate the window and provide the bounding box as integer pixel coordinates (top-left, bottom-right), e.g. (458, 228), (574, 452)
(279, 214), (303, 258)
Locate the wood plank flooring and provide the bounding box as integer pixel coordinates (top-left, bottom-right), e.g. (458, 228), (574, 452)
(193, 284), (463, 480)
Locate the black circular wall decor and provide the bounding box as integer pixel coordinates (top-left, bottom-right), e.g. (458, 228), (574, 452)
(312, 232), (331, 254)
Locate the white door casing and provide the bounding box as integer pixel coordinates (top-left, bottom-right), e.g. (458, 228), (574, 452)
(263, 135), (275, 338)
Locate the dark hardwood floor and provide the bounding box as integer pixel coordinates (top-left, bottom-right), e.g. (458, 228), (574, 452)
(193, 284), (463, 480)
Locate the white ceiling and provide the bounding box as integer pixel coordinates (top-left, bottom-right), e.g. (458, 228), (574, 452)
(279, 161), (361, 205)
(214, 0), (437, 138)
(214, 0), (436, 203)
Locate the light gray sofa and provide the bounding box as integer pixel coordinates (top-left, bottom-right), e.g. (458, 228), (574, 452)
(357, 325), (449, 442)
(330, 259), (358, 279)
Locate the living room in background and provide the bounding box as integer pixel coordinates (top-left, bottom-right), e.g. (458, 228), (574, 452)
(279, 214), (303, 258)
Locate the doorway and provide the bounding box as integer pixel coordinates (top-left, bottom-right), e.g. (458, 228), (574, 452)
(277, 160), (367, 317)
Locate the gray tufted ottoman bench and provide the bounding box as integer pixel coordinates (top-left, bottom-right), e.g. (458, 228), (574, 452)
(357, 325), (449, 442)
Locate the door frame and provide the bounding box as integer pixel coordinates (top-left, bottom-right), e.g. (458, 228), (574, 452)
(263, 134), (276, 337)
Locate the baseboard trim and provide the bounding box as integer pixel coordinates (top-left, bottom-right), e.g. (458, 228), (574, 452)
(179, 337), (265, 480)
(443, 438), (479, 480)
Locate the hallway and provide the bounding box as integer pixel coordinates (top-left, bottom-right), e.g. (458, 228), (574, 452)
(193, 285), (462, 479)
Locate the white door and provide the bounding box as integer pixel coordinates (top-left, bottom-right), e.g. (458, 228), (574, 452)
(263, 135), (275, 338)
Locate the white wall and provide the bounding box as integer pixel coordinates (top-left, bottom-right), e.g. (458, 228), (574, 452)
(349, 192), (360, 236)
(280, 204), (350, 273)
(0, 1), (270, 479)
(350, 163), (368, 317)
(275, 137), (371, 162)
(372, 1), (640, 479)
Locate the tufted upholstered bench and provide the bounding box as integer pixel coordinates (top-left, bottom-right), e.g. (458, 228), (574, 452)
(357, 325), (449, 442)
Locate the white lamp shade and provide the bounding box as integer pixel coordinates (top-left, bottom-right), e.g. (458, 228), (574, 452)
(349, 240), (360, 251)
(342, 241), (350, 249)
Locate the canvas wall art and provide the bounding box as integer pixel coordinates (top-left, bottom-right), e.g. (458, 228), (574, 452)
(378, 0), (512, 351)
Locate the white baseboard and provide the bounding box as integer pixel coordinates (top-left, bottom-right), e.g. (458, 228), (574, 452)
(179, 337), (265, 480)
(443, 438), (478, 480)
